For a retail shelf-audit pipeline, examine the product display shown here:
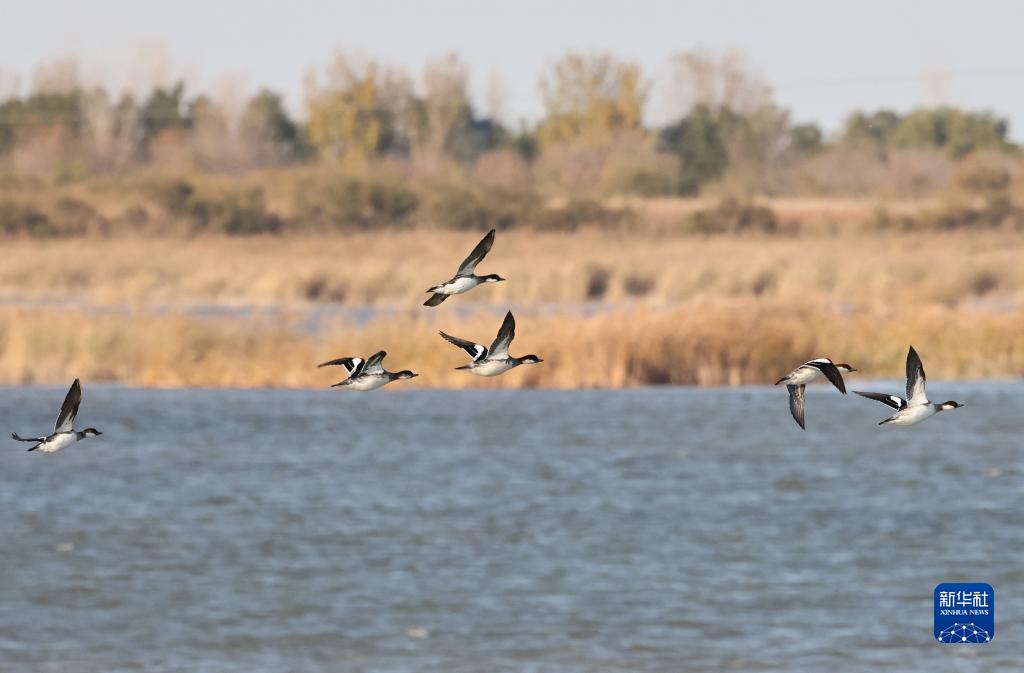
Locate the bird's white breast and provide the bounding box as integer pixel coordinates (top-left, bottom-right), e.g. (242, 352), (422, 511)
(889, 404), (937, 426)
(38, 432), (78, 453)
(441, 276), (480, 295)
(471, 359), (515, 377)
(349, 376), (390, 391)
(788, 367), (823, 385)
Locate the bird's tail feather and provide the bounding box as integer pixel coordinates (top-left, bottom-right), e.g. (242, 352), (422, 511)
(11, 432), (40, 443)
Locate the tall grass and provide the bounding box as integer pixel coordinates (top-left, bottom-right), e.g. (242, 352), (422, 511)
(2, 229), (1024, 310)
(1, 302), (1022, 389)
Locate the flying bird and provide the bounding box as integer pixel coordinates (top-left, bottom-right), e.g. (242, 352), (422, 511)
(423, 229), (505, 307)
(439, 310), (543, 376)
(318, 350), (418, 391)
(775, 358), (856, 429)
(854, 345), (963, 426)
(11, 379), (102, 452)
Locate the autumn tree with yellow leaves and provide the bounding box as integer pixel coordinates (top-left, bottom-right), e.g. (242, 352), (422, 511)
(536, 52), (648, 147)
(305, 53), (409, 159)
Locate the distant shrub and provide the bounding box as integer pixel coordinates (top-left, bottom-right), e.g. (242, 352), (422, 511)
(613, 168), (678, 197)
(954, 163), (1012, 194)
(928, 198), (1007, 231)
(585, 265), (611, 299)
(428, 183), (536, 231)
(52, 160), (89, 185)
(0, 172), (45, 190)
(192, 188), (281, 235)
(684, 197), (780, 235)
(0, 197), (108, 237)
(53, 196), (107, 236)
(0, 200), (54, 236)
(301, 274), (347, 302)
(304, 176), (419, 230)
(145, 177), (196, 217)
(622, 272), (656, 297)
(870, 196), (1024, 232)
(867, 208), (917, 232)
(117, 205), (150, 230)
(749, 269), (777, 296)
(534, 199), (632, 232)
(968, 270), (999, 297)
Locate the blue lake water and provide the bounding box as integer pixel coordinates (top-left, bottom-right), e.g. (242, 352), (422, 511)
(0, 383), (1020, 672)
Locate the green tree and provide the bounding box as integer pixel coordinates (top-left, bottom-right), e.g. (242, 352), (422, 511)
(658, 105), (741, 195)
(139, 82), (187, 146)
(789, 122), (823, 156)
(841, 109), (903, 159)
(664, 50), (791, 195)
(0, 91), (82, 155)
(239, 89), (302, 161)
(892, 107), (1010, 158)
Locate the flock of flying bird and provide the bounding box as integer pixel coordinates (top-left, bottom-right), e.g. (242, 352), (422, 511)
(10, 229), (963, 452)
(317, 227), (542, 390)
(776, 346), (963, 429)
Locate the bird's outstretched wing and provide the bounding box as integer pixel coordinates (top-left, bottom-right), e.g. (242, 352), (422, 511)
(440, 331), (487, 362)
(803, 359), (847, 394)
(423, 293), (449, 307)
(787, 384), (806, 430)
(488, 311), (516, 360)
(318, 356), (365, 377)
(854, 391), (907, 411)
(456, 229), (496, 276)
(905, 345), (927, 406)
(363, 351), (387, 374)
(54, 379), (82, 434)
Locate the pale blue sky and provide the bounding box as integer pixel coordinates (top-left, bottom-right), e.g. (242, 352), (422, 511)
(3, 0), (1024, 137)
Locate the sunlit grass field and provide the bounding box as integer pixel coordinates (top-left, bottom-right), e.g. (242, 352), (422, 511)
(2, 226), (1022, 308)
(1, 225), (1023, 388)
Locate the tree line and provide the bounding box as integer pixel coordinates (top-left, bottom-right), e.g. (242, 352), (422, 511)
(0, 50), (1015, 197)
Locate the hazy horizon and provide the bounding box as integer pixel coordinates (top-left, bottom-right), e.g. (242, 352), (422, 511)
(4, 0), (1024, 137)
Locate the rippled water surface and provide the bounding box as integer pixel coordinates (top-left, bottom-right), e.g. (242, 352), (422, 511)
(0, 383), (1021, 672)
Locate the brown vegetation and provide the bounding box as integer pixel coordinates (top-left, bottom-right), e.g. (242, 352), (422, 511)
(0, 226), (1022, 388)
(1, 300), (1022, 389)
(1, 227), (1023, 309)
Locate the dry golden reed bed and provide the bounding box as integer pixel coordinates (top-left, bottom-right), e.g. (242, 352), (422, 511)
(1, 301), (1023, 389)
(1, 227), (1023, 309)
(1, 227), (1023, 388)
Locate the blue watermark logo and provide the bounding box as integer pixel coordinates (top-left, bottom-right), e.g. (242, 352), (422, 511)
(934, 583), (994, 644)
